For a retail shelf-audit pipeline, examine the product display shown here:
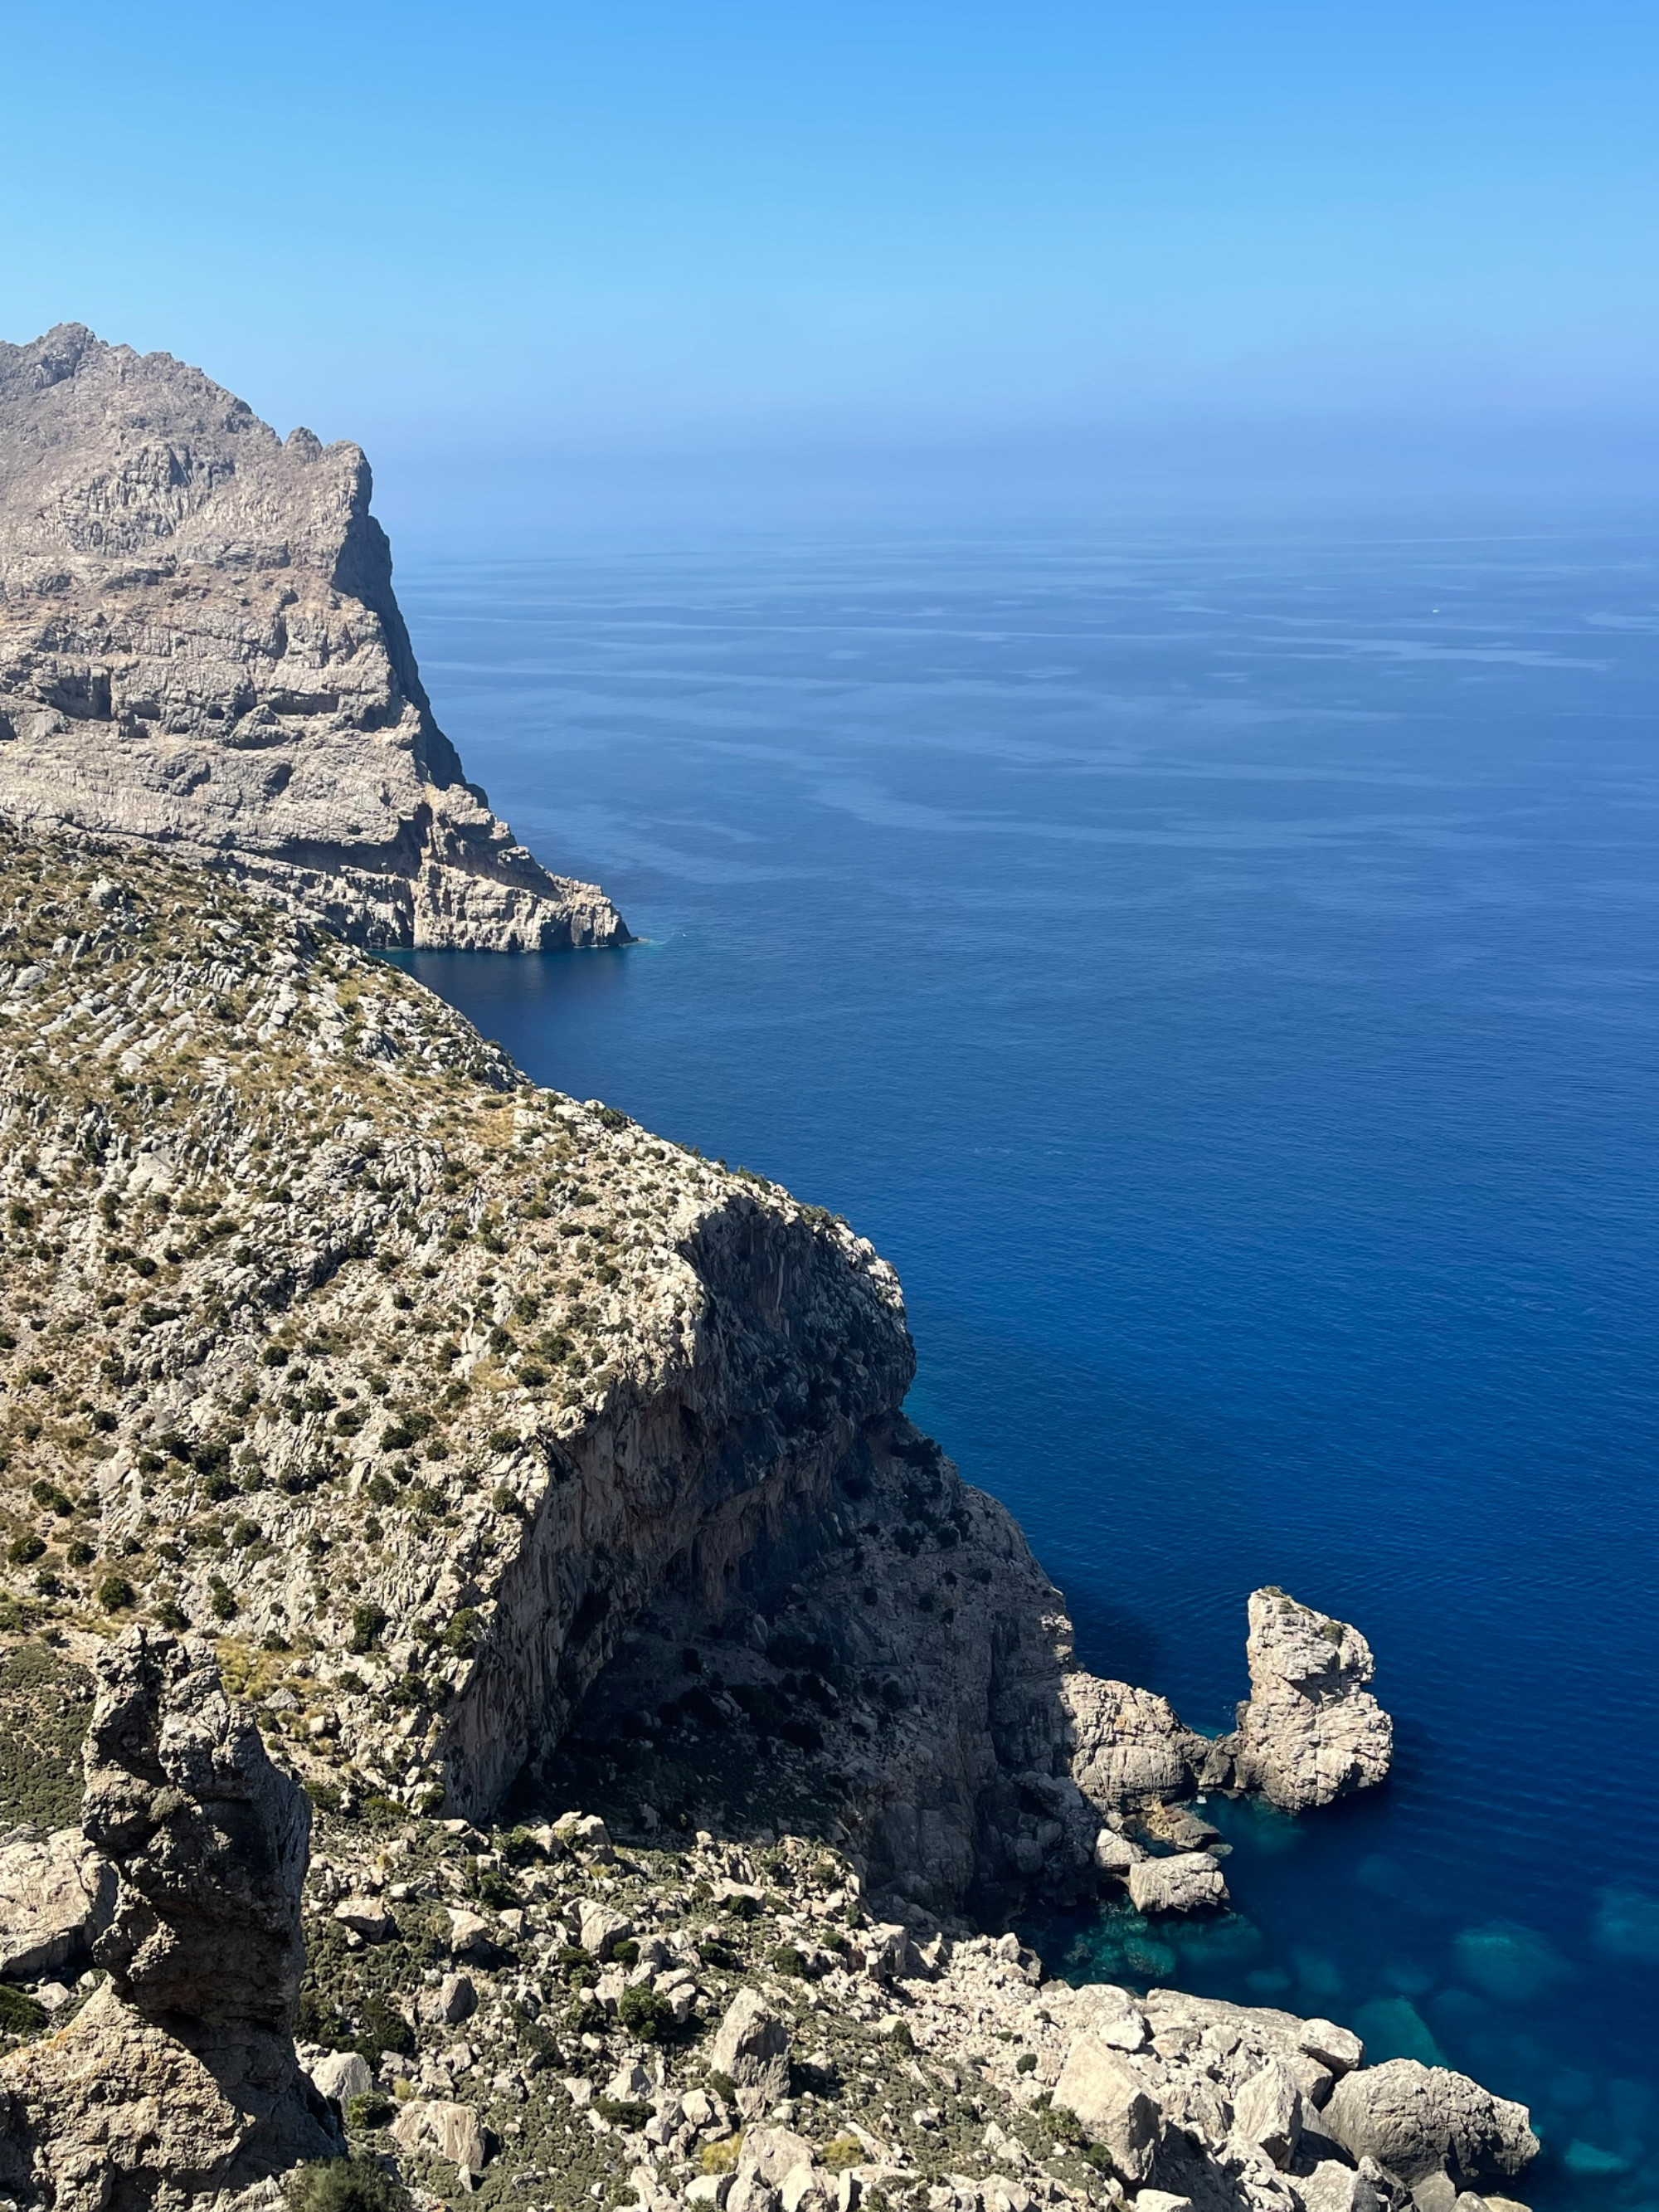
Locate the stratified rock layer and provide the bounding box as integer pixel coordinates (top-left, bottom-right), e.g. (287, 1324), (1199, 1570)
(0, 323), (629, 950)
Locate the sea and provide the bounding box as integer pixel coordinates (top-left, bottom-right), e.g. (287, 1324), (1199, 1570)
(391, 515), (1659, 2210)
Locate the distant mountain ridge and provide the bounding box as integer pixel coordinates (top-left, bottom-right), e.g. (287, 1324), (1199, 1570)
(0, 323), (629, 949)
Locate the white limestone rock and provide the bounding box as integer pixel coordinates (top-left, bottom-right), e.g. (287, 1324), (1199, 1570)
(1293, 2165), (1385, 2212)
(1322, 2059), (1539, 2190)
(1063, 1677), (1206, 1810)
(306, 2049), (373, 2107)
(710, 1987), (792, 2114)
(1052, 2035), (1163, 2183)
(1126, 1852), (1228, 1915)
(392, 2094), (489, 2173)
(0, 1825), (114, 1978)
(1230, 2060), (1303, 2168)
(1224, 1589), (1393, 1812)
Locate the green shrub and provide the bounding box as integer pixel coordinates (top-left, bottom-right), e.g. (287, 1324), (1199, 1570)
(345, 2090), (395, 2131)
(66, 1539), (95, 1567)
(6, 1534), (45, 1566)
(208, 1577), (238, 1620)
(594, 2095), (650, 2128)
(617, 1983), (674, 2041)
(441, 1608), (479, 1656)
(153, 1599), (190, 1631)
(768, 1943), (806, 1979)
(348, 1603), (387, 1654)
(96, 1573), (136, 1612)
(0, 1983), (46, 2034)
(287, 2154), (410, 2212)
(820, 2137), (864, 2172)
(1015, 2050), (1038, 2073)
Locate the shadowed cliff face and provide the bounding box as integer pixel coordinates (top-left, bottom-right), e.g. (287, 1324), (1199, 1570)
(0, 324), (628, 950)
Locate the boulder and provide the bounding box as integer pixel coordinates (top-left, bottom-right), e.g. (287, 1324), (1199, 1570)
(419, 1970), (478, 2027)
(447, 1906), (494, 1956)
(710, 1986), (792, 2113)
(1093, 1827), (1146, 1878)
(1126, 1852), (1228, 1915)
(1295, 2166), (1384, 2212)
(333, 1894), (396, 1940)
(1322, 2060), (1539, 2189)
(309, 2049), (374, 2107)
(1224, 1590), (1393, 1812)
(1063, 1676), (1206, 1810)
(0, 1825), (114, 1977)
(1053, 2034), (1163, 2182)
(392, 2095), (489, 2172)
(738, 2125), (816, 2186)
(579, 1900), (635, 1959)
(1131, 2195), (1194, 2212)
(1231, 2061), (1302, 2168)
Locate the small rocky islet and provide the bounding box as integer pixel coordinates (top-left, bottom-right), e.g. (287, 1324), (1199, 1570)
(0, 328), (1540, 2212)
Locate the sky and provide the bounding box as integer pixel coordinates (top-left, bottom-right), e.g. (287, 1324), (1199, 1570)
(3, 1), (1657, 530)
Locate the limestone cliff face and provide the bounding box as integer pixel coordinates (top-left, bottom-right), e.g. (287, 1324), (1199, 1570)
(0, 827), (1121, 1915)
(0, 324), (628, 950)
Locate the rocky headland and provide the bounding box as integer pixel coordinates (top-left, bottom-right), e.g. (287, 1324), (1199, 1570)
(0, 325), (628, 951)
(0, 823), (1541, 2211)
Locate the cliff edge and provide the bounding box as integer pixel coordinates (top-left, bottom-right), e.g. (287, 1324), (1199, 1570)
(0, 324), (629, 951)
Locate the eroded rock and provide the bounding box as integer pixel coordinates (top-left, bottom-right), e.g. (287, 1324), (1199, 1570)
(1126, 1852), (1228, 1916)
(1221, 1589), (1394, 1812)
(0, 1629), (338, 2210)
(1322, 2059), (1539, 2189)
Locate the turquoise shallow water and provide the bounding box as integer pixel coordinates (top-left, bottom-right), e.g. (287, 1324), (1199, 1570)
(392, 519), (1659, 2210)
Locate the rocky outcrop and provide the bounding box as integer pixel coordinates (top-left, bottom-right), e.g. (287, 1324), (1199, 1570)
(0, 1629), (338, 2207)
(0, 324), (628, 950)
(1321, 2059), (1538, 2191)
(1213, 1589), (1394, 1812)
(0, 1827), (113, 1979)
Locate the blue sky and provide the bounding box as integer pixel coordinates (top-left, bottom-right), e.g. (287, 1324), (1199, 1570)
(3, 2), (1657, 524)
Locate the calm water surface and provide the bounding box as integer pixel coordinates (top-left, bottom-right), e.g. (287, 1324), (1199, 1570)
(393, 520), (1659, 2210)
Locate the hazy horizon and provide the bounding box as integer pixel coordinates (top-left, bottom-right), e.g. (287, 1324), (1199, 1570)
(6, 0), (1657, 538)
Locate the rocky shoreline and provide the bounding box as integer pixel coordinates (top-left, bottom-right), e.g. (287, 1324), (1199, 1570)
(0, 828), (1541, 2210)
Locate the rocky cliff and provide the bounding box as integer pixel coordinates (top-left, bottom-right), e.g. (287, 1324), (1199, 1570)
(0, 824), (1545, 2211)
(0, 324), (628, 950)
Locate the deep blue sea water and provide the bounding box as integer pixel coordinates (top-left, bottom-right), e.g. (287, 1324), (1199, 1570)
(392, 520), (1659, 2210)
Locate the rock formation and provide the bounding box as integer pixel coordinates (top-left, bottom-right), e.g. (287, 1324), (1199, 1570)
(0, 1628), (339, 2207)
(1214, 1589), (1394, 1812)
(0, 324), (629, 950)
